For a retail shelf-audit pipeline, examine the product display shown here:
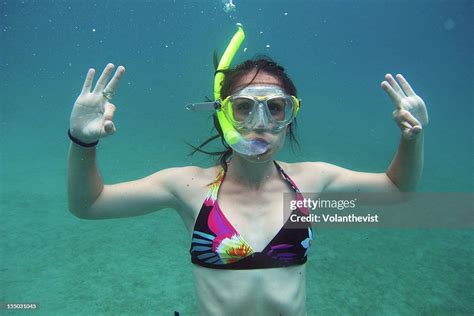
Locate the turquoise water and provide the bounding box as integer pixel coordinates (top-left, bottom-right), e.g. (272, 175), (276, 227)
(1, 0), (472, 315)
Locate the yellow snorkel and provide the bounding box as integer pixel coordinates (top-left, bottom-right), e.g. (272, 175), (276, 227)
(213, 23), (269, 156)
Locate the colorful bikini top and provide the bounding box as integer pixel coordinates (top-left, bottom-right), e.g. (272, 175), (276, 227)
(189, 161), (313, 269)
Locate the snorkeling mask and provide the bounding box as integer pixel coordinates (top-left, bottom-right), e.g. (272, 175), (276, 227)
(221, 85), (300, 132)
(186, 23), (299, 156)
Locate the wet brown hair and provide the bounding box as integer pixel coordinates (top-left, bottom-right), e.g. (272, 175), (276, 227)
(188, 56), (300, 171)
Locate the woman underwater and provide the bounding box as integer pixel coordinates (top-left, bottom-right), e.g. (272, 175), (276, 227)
(67, 24), (428, 315)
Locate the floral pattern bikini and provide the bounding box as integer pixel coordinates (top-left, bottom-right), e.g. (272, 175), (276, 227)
(189, 161), (313, 269)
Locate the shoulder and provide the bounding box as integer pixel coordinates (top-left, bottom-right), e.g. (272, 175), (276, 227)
(276, 160), (338, 176)
(150, 164), (221, 192)
(275, 161), (341, 192)
(280, 161), (397, 193)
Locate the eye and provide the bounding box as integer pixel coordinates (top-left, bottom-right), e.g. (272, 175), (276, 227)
(231, 98), (254, 121)
(236, 101), (252, 112)
(267, 98), (286, 118)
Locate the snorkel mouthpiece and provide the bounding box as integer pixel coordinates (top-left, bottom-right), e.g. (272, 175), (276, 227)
(214, 23), (270, 156)
(218, 109), (270, 156)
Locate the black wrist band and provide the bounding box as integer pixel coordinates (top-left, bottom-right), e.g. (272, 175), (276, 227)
(68, 129), (99, 147)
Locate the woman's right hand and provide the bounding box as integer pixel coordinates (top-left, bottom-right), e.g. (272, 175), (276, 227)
(69, 63), (125, 143)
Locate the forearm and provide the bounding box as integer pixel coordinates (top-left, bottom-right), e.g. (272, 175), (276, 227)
(67, 142), (104, 216)
(386, 132), (424, 191)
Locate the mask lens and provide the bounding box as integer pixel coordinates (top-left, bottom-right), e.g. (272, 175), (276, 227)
(229, 97), (255, 122)
(267, 96), (295, 123)
(267, 97), (287, 121)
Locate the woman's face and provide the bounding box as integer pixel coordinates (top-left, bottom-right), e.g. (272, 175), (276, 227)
(230, 71), (289, 163)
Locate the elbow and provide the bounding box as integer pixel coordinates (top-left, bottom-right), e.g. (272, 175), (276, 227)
(394, 180), (419, 193)
(68, 204), (93, 220)
(68, 209), (89, 220)
(385, 173), (419, 193)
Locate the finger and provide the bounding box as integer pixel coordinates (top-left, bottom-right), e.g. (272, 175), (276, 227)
(402, 128), (413, 139)
(398, 120), (412, 130)
(103, 66), (125, 95)
(402, 110), (421, 128)
(103, 103), (116, 121)
(81, 68), (95, 95)
(93, 63), (115, 93)
(411, 125), (422, 134)
(103, 120), (116, 135)
(381, 81), (402, 109)
(396, 74), (416, 97)
(403, 126), (422, 140)
(394, 110), (421, 130)
(385, 73), (404, 96)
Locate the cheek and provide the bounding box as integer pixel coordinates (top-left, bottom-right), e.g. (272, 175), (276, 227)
(272, 130), (287, 148)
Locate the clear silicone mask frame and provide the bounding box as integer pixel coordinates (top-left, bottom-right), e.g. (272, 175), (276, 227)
(220, 85), (300, 131)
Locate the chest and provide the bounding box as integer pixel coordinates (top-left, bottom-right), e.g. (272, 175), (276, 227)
(216, 181), (296, 252)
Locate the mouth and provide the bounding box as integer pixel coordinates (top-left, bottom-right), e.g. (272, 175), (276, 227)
(253, 138), (272, 155)
(253, 137), (269, 144)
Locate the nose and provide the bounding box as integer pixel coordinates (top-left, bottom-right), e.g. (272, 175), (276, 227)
(254, 103), (269, 128)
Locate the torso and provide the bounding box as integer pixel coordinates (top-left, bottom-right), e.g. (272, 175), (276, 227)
(192, 264), (307, 316)
(172, 161), (327, 315)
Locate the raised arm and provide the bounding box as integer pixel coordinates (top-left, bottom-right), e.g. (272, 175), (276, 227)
(323, 73), (428, 193)
(67, 64), (178, 219)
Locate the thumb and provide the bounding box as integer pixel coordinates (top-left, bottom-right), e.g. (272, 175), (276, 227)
(402, 126), (422, 140)
(102, 102), (116, 136)
(104, 102), (116, 121)
(103, 120), (116, 136)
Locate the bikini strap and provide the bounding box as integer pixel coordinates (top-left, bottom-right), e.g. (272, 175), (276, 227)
(273, 161), (301, 194)
(205, 161), (302, 205)
(203, 167), (225, 206)
(273, 161), (309, 216)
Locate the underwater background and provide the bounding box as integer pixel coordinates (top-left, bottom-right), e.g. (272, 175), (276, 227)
(1, 0), (472, 314)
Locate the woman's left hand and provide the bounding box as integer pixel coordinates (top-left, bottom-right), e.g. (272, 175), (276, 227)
(381, 74), (429, 140)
